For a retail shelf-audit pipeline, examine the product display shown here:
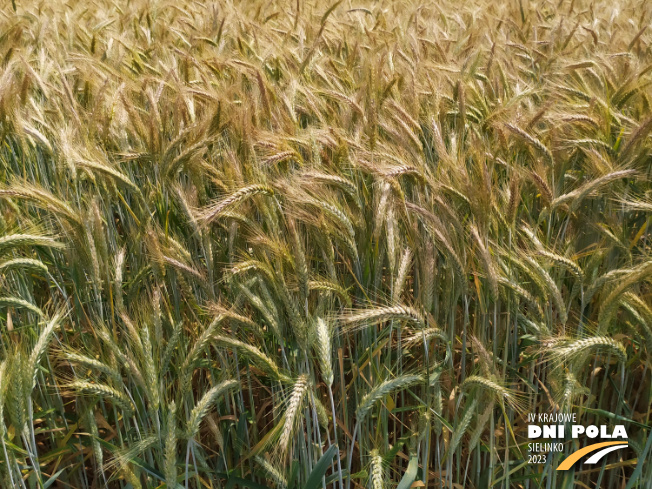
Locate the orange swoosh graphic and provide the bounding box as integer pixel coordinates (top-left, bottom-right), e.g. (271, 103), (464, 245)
(556, 441), (627, 471)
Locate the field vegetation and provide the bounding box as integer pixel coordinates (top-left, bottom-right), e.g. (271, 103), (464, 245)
(0, 0), (651, 488)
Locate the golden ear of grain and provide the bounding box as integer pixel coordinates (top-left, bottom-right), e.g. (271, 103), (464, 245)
(278, 374), (309, 454)
(197, 184), (274, 225)
(314, 318), (334, 386)
(370, 449), (384, 489)
(505, 123), (554, 164)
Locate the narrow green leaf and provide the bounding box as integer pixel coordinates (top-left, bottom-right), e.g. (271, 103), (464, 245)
(396, 456), (418, 489)
(304, 444), (337, 489)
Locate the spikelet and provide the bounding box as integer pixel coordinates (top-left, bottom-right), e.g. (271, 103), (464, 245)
(506, 175), (521, 224)
(0, 257), (48, 274)
(393, 114), (423, 150)
(599, 261), (652, 331)
(357, 375), (422, 421)
(302, 171), (358, 198)
(274, 273), (308, 348)
(197, 184), (274, 225)
(28, 314), (61, 390)
(370, 449), (384, 489)
(238, 285), (283, 339)
(113, 248), (126, 312)
(422, 241), (436, 312)
(501, 252), (546, 301)
(162, 255), (205, 281)
(545, 336), (627, 366)
(519, 225), (544, 250)
(7, 355), (28, 433)
(386, 206), (397, 273)
(552, 169), (636, 210)
(529, 171), (553, 206)
(69, 381), (134, 414)
(461, 376), (526, 412)
(121, 466), (144, 489)
(313, 395), (330, 429)
(152, 287), (162, 342)
(497, 276), (544, 319)
(319, 89), (365, 119)
(187, 379), (238, 438)
(119, 313), (143, 357)
(209, 306), (262, 335)
(0, 361), (8, 438)
(173, 185), (199, 233)
(308, 198), (356, 239)
(0, 296), (44, 317)
(264, 150), (297, 166)
(278, 374), (309, 454)
(373, 182), (392, 241)
(558, 372), (582, 411)
(468, 401), (494, 452)
(620, 115), (652, 159)
(0, 234), (63, 254)
(431, 226), (467, 294)
(165, 402), (177, 489)
(140, 324), (159, 410)
(182, 315), (225, 380)
(308, 280), (352, 306)
(573, 138), (616, 155)
(0, 184), (81, 225)
(314, 318), (334, 386)
(470, 336), (496, 378)
(212, 335), (288, 381)
(524, 256), (567, 325)
(470, 225), (498, 299)
(62, 351), (122, 382)
(393, 248), (413, 303)
(229, 260), (275, 282)
(447, 399), (477, 460)
(161, 321), (184, 376)
(255, 456), (287, 488)
(76, 159), (140, 193)
(560, 114), (598, 126)
(431, 118), (450, 162)
(505, 123), (554, 163)
(86, 407), (103, 472)
(206, 415), (224, 452)
(621, 293), (652, 352)
(106, 434), (157, 473)
(101, 336), (148, 393)
(288, 219), (309, 306)
(342, 305), (424, 332)
(405, 327), (448, 348)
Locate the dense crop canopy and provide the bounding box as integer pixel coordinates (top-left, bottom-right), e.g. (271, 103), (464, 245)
(0, 0), (650, 488)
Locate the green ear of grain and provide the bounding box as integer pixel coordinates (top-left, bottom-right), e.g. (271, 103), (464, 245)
(0, 258), (48, 274)
(357, 375), (422, 421)
(187, 379), (238, 438)
(0, 297), (45, 317)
